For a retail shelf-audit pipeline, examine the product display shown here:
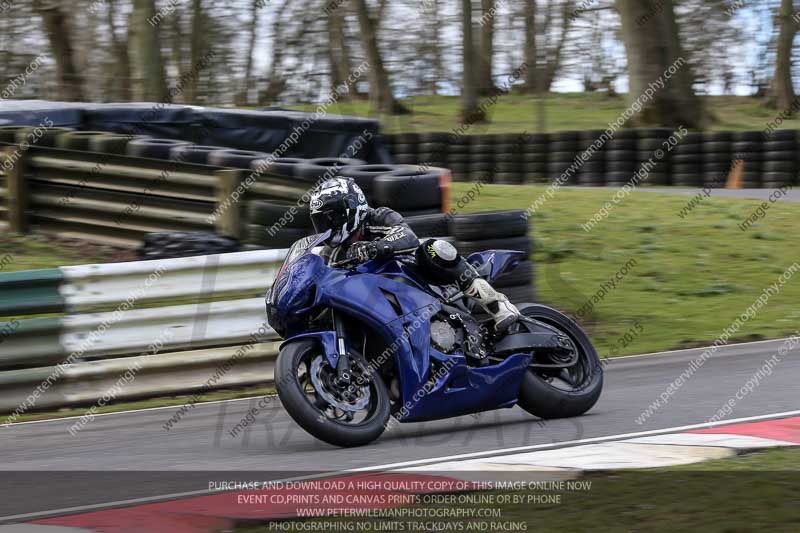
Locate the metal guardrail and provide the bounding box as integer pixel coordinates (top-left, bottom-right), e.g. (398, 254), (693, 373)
(0, 248), (288, 415)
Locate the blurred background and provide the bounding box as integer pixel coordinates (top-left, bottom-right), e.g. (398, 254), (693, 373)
(2, 0), (800, 132)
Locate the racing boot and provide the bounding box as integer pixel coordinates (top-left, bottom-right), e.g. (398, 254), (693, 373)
(464, 278), (520, 333)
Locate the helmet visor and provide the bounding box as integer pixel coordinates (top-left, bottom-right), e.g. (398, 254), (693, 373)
(310, 206), (349, 240)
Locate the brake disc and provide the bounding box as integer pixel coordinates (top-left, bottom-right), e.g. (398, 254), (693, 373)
(309, 356), (371, 412)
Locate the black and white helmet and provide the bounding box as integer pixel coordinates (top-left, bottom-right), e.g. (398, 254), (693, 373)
(309, 177), (368, 246)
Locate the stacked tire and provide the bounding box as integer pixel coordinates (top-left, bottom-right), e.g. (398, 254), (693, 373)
(12, 126), (74, 148)
(417, 132), (449, 170)
(447, 135), (471, 182)
(577, 130), (605, 186)
(547, 131), (580, 185)
(373, 168), (445, 217)
(493, 133), (524, 184)
(55, 131), (110, 151)
(381, 134), (395, 162)
(244, 200), (312, 249)
(521, 133), (549, 184)
(636, 128), (672, 186)
(127, 138), (193, 160)
(405, 213), (450, 239)
(338, 163), (406, 196)
(208, 149), (271, 169)
(762, 129), (796, 188)
(701, 131), (733, 188)
(452, 210), (534, 304)
(170, 145), (229, 164)
(0, 125), (32, 143)
(391, 133), (419, 165)
(89, 134), (148, 155)
(469, 135), (494, 183)
(604, 130), (638, 187)
(731, 131), (763, 188)
(670, 132), (702, 187)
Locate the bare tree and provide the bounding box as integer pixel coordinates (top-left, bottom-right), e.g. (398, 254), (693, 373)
(327, 6), (355, 96)
(352, 0), (409, 114)
(520, 0), (576, 93)
(615, 0), (707, 128)
(768, 0), (798, 111)
(477, 0), (497, 95)
(522, 0), (538, 92)
(260, 0), (290, 104)
(130, 0), (168, 101)
(33, 0), (86, 101)
(237, 0), (261, 105)
(105, 0), (131, 101)
(462, 0), (486, 122)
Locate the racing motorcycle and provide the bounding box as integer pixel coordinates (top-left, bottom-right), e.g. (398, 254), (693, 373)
(266, 230), (602, 447)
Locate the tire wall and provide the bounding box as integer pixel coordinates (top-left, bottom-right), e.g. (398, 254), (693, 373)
(382, 129), (800, 188)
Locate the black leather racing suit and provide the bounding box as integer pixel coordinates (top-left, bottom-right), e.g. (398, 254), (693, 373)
(320, 207), (478, 290)
(320, 207), (419, 266)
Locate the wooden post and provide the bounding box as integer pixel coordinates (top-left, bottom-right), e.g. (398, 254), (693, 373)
(726, 159), (744, 189)
(4, 146), (29, 233)
(214, 169), (244, 239)
(437, 167), (453, 214)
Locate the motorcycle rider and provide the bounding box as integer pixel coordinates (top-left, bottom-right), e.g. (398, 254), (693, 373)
(308, 177), (521, 332)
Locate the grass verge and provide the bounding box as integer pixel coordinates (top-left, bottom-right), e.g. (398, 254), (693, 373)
(454, 182), (800, 356)
(290, 93), (800, 134)
(0, 232), (135, 272)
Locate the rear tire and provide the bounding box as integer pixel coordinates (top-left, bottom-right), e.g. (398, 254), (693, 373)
(516, 304), (603, 419)
(276, 340), (390, 447)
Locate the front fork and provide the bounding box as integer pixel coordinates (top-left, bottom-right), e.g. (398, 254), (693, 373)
(332, 311), (352, 384)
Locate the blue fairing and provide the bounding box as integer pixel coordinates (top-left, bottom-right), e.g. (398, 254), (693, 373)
(467, 250), (527, 283)
(269, 244), (533, 423)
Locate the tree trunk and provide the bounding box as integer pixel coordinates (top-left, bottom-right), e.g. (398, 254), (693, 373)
(523, 0), (538, 93)
(130, 0), (168, 101)
(327, 8), (356, 96)
(542, 1), (575, 91)
(430, 0), (445, 95)
(768, 0), (798, 111)
(477, 0), (497, 95)
(352, 0), (409, 115)
(615, 0), (707, 128)
(184, 0), (205, 103)
(237, 0), (260, 106)
(461, 0), (486, 123)
(260, 0), (290, 104)
(33, 0), (86, 101)
(106, 0), (132, 101)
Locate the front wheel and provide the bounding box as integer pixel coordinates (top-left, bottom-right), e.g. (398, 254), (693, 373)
(275, 339), (391, 447)
(516, 304), (603, 419)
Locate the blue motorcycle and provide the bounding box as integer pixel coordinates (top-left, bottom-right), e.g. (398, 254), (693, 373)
(266, 230), (602, 447)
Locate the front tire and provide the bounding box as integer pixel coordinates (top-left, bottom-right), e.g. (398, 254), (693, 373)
(276, 339), (390, 447)
(516, 304), (603, 419)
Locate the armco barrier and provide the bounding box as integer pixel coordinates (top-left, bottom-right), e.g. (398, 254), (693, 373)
(0, 213), (534, 415)
(0, 248), (288, 416)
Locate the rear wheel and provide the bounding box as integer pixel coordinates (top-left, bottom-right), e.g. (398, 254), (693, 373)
(516, 304), (603, 419)
(276, 339), (390, 447)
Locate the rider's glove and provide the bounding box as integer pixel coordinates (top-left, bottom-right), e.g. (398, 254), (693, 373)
(346, 241), (390, 263)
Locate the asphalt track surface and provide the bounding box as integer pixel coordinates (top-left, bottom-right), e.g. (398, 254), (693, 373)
(1, 337), (798, 523)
